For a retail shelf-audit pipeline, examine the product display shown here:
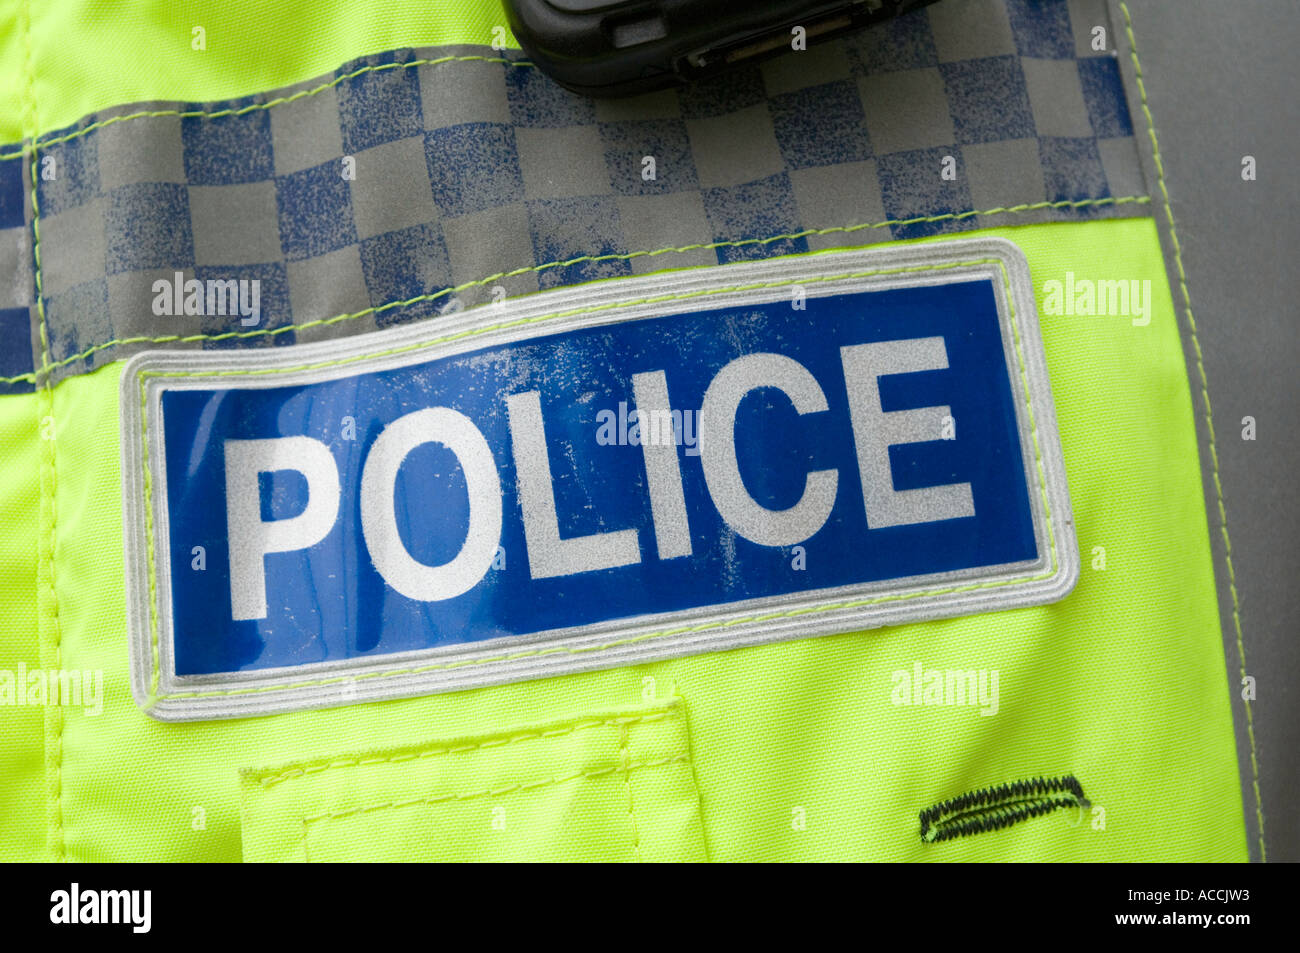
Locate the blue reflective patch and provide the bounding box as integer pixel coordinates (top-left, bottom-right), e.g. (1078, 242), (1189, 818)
(122, 239), (1077, 719)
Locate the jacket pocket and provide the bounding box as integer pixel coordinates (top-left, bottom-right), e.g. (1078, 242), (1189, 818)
(238, 697), (706, 862)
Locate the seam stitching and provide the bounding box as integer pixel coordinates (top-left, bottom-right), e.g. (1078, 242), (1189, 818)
(0, 195), (1150, 386)
(620, 725), (643, 862)
(298, 754), (689, 829)
(0, 55), (534, 160)
(253, 710), (674, 788)
(1121, 1), (1265, 862)
(24, 0), (66, 865)
(139, 256), (1059, 702)
(672, 685), (713, 863)
(141, 364), (161, 696)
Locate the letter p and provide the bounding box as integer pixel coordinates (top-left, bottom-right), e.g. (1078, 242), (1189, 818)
(225, 437), (340, 621)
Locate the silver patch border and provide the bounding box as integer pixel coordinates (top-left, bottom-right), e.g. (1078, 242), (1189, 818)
(121, 237), (1079, 721)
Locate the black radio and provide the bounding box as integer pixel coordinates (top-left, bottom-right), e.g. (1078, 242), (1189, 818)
(504, 0), (941, 97)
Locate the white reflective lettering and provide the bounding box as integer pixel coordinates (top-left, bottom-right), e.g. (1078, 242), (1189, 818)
(225, 437), (340, 621)
(507, 390), (640, 578)
(698, 353), (838, 546)
(840, 338), (975, 528)
(360, 408), (502, 601)
(631, 370), (692, 559)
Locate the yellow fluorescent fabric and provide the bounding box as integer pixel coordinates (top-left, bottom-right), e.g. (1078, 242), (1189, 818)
(4, 0), (521, 144)
(0, 216), (1247, 862)
(0, 391), (44, 861)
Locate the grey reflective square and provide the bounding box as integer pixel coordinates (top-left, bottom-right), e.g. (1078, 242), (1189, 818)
(0, 226), (32, 307)
(420, 58), (509, 128)
(517, 125), (612, 199)
(860, 68), (956, 155)
(616, 192), (715, 273)
(286, 244), (370, 328)
(40, 198), (106, 296)
(761, 45), (852, 96)
(270, 86), (343, 176)
(789, 161), (887, 250)
(928, 0), (1016, 62)
(1097, 136), (1145, 198)
(1022, 57), (1094, 138)
(441, 202), (539, 306)
(108, 268), (203, 338)
(97, 116), (186, 188)
(45, 277), (110, 364)
(189, 182), (281, 266)
(687, 105), (784, 188)
(349, 137), (439, 240)
(963, 138), (1046, 208)
(1068, 0), (1112, 58)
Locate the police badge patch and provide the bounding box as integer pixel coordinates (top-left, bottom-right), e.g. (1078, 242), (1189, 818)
(120, 238), (1078, 720)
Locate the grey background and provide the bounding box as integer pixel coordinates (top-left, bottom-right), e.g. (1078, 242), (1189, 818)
(1117, 0), (1300, 862)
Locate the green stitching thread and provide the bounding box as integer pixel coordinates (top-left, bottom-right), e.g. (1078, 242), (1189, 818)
(0, 196), (1151, 386)
(141, 370), (161, 697)
(1121, 2), (1265, 863)
(0, 55), (534, 161)
(0, 39), (1149, 387)
(138, 256), (1060, 703)
(24, 0), (66, 863)
(300, 754), (689, 827)
(254, 709), (675, 789)
(620, 724), (643, 862)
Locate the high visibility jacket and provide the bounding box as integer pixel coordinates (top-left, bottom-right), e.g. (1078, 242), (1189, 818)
(0, 0), (1255, 861)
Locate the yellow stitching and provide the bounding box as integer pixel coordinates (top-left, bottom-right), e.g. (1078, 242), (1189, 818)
(254, 710), (674, 788)
(1000, 252), (1058, 577)
(671, 684), (713, 862)
(141, 369), (161, 698)
(25, 0), (67, 865)
(1121, 2), (1265, 862)
(157, 570), (1055, 699)
(0, 195), (1151, 386)
(300, 754), (689, 827)
(140, 256), (1060, 700)
(141, 260), (1009, 380)
(0, 55), (534, 161)
(620, 725), (643, 862)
